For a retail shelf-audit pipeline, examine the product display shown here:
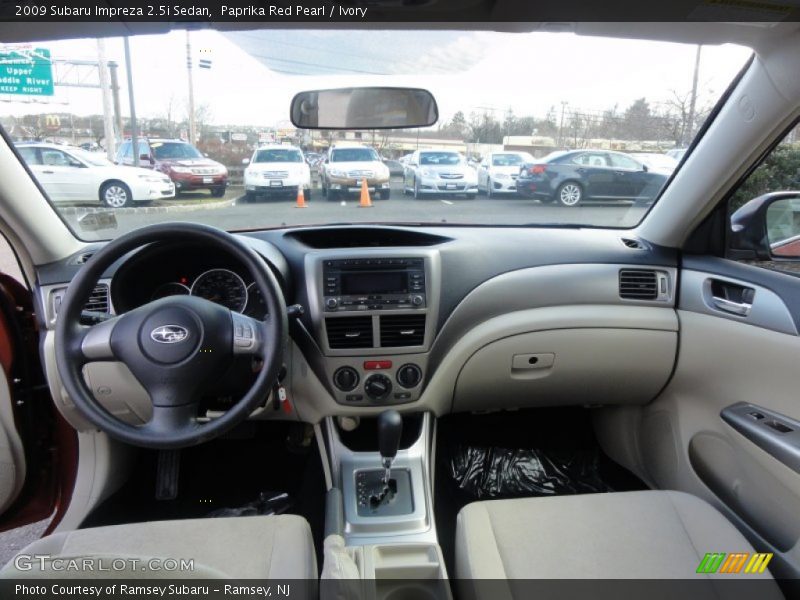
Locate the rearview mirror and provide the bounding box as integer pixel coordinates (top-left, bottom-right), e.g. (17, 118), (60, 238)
(290, 87), (438, 130)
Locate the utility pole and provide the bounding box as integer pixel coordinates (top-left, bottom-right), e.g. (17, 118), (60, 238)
(686, 45), (702, 146)
(123, 37), (139, 167)
(108, 61), (124, 146)
(558, 101), (568, 149)
(96, 38), (116, 161)
(186, 30), (196, 144)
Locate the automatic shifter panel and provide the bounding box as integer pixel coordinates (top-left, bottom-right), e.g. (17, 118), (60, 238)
(356, 468), (414, 516)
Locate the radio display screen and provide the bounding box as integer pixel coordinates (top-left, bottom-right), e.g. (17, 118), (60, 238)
(341, 272), (407, 295)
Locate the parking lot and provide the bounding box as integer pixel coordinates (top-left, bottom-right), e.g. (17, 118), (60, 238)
(57, 179), (648, 238)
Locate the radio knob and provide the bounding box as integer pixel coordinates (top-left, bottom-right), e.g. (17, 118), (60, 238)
(325, 297), (339, 310)
(411, 295), (424, 307)
(333, 367), (359, 392)
(364, 374), (392, 401)
(397, 364), (422, 388)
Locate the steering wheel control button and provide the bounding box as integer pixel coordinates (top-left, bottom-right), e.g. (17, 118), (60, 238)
(232, 313), (258, 354)
(140, 308), (200, 364)
(333, 366), (359, 392)
(364, 360), (392, 370)
(396, 363), (423, 388)
(365, 374), (392, 401)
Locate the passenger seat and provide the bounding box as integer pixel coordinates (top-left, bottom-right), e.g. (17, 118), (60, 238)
(456, 490), (780, 596)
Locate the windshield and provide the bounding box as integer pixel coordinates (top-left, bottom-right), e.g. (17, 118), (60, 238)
(254, 149), (303, 163)
(330, 148), (379, 162)
(71, 148), (113, 167)
(151, 142), (203, 160)
(0, 29), (750, 240)
(492, 153), (530, 166)
(420, 152), (462, 166)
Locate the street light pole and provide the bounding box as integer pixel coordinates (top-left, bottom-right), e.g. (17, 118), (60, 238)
(96, 38), (116, 161)
(686, 44), (702, 146)
(108, 61), (124, 145)
(186, 31), (196, 144)
(123, 37), (139, 167)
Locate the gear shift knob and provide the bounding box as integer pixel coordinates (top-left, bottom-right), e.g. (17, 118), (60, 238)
(377, 410), (403, 460)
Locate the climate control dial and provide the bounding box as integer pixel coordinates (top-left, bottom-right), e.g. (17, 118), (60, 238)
(364, 374), (392, 401)
(333, 366), (359, 392)
(397, 363), (423, 388)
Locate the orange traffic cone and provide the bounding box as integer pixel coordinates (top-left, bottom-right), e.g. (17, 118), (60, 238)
(295, 187), (307, 208)
(358, 179), (373, 208)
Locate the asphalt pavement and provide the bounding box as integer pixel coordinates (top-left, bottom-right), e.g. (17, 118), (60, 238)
(56, 180), (648, 240)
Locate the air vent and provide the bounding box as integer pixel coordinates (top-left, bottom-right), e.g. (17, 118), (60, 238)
(619, 270), (658, 300)
(326, 316), (374, 349)
(380, 315), (426, 347)
(85, 283), (110, 313)
(620, 237), (646, 250)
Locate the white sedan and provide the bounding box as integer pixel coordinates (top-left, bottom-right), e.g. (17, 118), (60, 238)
(16, 143), (175, 208)
(243, 145), (311, 202)
(477, 151), (534, 197)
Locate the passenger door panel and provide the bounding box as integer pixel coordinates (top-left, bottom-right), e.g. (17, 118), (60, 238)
(640, 255), (800, 576)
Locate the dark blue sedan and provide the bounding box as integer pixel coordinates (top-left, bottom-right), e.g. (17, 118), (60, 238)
(516, 150), (670, 207)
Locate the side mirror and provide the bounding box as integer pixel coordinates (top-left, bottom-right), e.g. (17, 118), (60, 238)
(242, 158), (250, 165)
(731, 191), (800, 260)
(642, 164), (649, 172)
(139, 154), (152, 162)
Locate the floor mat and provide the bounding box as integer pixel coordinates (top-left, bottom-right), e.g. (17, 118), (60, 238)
(82, 421), (326, 571)
(434, 408), (648, 577)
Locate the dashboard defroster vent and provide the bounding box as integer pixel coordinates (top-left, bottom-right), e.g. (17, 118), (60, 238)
(619, 269), (658, 300)
(326, 316), (374, 349)
(380, 315), (426, 347)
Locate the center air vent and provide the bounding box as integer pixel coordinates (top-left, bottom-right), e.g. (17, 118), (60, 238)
(380, 315), (426, 347)
(326, 316), (374, 349)
(619, 269), (658, 300)
(84, 283), (110, 312)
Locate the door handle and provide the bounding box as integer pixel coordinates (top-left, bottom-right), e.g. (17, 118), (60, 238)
(711, 296), (752, 316)
(42, 170), (54, 174)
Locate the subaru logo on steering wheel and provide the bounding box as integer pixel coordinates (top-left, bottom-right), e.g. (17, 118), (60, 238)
(150, 325), (189, 344)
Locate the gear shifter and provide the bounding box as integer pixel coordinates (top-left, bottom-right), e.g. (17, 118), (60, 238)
(370, 410), (402, 507)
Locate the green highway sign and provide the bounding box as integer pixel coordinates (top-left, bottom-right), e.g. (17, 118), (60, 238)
(0, 47), (54, 96)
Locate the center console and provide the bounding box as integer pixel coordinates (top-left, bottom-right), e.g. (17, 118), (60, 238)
(305, 249), (440, 407)
(322, 411), (450, 598)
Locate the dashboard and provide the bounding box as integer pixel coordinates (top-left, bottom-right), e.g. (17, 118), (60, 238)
(37, 225), (681, 428)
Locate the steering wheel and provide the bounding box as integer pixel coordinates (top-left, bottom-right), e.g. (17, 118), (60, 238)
(54, 223), (287, 449)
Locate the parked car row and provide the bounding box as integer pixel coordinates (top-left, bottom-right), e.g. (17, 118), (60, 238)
(16, 137), (680, 209)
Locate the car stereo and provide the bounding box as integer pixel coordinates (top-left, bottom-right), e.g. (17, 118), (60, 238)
(322, 257), (426, 311)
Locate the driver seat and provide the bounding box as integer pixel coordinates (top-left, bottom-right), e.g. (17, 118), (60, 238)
(2, 515), (316, 579)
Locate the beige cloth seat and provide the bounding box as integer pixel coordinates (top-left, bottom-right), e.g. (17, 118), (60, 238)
(456, 490), (780, 594)
(2, 515), (316, 579)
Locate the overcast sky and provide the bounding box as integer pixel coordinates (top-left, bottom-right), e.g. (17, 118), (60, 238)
(0, 29), (752, 129)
